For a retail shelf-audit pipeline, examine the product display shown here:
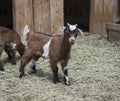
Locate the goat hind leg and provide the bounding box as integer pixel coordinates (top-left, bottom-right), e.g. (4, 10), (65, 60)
(0, 61), (4, 71)
(19, 55), (32, 78)
(30, 51), (42, 74)
(0, 47), (4, 71)
(30, 59), (37, 74)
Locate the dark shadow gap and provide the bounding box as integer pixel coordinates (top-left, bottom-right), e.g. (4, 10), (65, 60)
(64, 0), (90, 32)
(0, 0), (13, 29)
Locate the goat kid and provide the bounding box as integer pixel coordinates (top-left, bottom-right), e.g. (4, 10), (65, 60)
(0, 27), (25, 71)
(19, 23), (83, 85)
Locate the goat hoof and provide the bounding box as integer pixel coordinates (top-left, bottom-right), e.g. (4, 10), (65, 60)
(19, 75), (22, 78)
(11, 61), (16, 65)
(64, 77), (70, 86)
(64, 81), (70, 86)
(0, 67), (5, 71)
(53, 79), (58, 84)
(30, 70), (37, 74)
(57, 80), (60, 83)
(19, 73), (24, 78)
(53, 79), (60, 84)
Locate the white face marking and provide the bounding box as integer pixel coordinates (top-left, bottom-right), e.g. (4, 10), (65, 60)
(31, 59), (36, 68)
(42, 38), (52, 58)
(67, 23), (77, 31)
(69, 37), (75, 43)
(23, 25), (29, 40)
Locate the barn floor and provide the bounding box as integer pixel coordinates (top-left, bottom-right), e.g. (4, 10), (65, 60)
(0, 34), (120, 101)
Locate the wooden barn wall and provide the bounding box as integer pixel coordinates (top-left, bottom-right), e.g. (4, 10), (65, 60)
(90, 0), (114, 35)
(50, 0), (64, 34)
(33, 0), (51, 33)
(103, 0), (114, 34)
(13, 0), (114, 36)
(13, 0), (33, 38)
(90, 0), (103, 34)
(13, 0), (63, 36)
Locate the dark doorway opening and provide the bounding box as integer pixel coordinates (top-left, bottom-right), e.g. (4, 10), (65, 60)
(114, 0), (120, 24)
(0, 0), (13, 29)
(64, 0), (90, 32)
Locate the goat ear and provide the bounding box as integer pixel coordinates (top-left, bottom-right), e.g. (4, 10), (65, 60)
(75, 24), (78, 28)
(64, 23), (70, 33)
(78, 28), (84, 36)
(67, 23), (70, 26)
(66, 23), (70, 30)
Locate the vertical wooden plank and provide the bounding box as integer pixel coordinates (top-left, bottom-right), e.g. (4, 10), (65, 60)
(113, 0), (119, 22)
(94, 0), (103, 34)
(33, 0), (50, 33)
(103, 0), (114, 35)
(50, 0), (64, 34)
(90, 0), (104, 34)
(89, 0), (95, 33)
(90, 0), (114, 35)
(13, 0), (33, 38)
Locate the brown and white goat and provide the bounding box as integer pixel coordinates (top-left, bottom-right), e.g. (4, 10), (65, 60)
(19, 23), (83, 85)
(0, 27), (25, 71)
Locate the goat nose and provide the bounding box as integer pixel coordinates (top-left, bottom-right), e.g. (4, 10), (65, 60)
(69, 37), (75, 45)
(71, 39), (75, 44)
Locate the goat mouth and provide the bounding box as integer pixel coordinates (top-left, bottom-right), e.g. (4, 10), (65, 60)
(70, 41), (75, 45)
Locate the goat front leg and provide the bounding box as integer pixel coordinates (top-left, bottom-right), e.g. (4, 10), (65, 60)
(0, 61), (4, 71)
(61, 60), (70, 86)
(4, 47), (16, 64)
(11, 50), (16, 65)
(50, 61), (60, 84)
(4, 47), (12, 61)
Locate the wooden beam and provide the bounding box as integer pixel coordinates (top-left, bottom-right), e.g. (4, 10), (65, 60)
(50, 0), (64, 34)
(12, 0), (33, 39)
(33, 0), (51, 33)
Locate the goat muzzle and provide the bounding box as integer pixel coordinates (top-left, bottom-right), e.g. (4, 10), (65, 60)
(69, 37), (75, 45)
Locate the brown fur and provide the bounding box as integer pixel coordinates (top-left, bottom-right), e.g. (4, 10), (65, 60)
(19, 24), (81, 85)
(0, 27), (25, 71)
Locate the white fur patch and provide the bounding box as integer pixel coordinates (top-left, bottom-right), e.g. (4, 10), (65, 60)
(63, 66), (70, 85)
(64, 66), (68, 71)
(68, 23), (77, 31)
(23, 25), (29, 40)
(65, 75), (70, 85)
(42, 38), (52, 58)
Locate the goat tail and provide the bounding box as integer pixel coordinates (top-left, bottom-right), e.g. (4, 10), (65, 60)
(23, 25), (30, 41)
(58, 26), (66, 32)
